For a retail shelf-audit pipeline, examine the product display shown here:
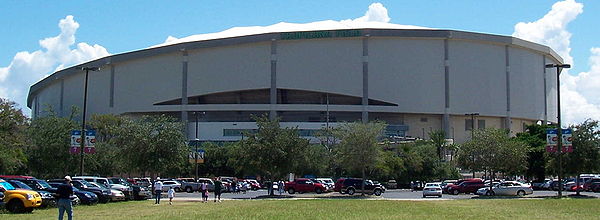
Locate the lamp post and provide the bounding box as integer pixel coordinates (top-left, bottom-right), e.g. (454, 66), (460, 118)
(79, 66), (100, 176)
(545, 63), (570, 198)
(192, 111), (205, 180)
(465, 113), (479, 178)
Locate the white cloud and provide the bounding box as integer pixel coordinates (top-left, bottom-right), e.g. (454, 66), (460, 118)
(512, 0), (600, 125)
(158, 3), (425, 47)
(344, 2), (391, 23)
(0, 15), (110, 113)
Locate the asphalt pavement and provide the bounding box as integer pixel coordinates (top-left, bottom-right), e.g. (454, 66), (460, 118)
(170, 189), (600, 201)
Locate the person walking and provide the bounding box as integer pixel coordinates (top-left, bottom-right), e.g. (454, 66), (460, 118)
(278, 181), (284, 195)
(154, 179), (163, 204)
(57, 176), (74, 220)
(201, 182), (208, 203)
(167, 187), (175, 205)
(214, 178), (222, 202)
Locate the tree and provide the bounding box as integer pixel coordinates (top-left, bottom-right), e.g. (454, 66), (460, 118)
(562, 120), (600, 176)
(428, 130), (447, 161)
(333, 121), (386, 195)
(0, 98), (29, 174)
(457, 128), (530, 181)
(86, 114), (128, 176)
(237, 115), (310, 195)
(515, 123), (552, 181)
(27, 107), (79, 178)
(116, 115), (189, 177)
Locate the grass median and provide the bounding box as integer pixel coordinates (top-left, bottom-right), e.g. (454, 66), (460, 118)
(2, 198), (598, 219)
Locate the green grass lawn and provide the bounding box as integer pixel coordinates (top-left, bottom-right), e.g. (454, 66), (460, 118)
(2, 198), (599, 220)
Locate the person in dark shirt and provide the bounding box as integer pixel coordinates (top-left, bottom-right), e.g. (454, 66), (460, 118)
(57, 176), (74, 220)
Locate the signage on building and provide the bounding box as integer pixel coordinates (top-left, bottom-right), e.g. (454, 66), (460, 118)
(281, 30), (362, 40)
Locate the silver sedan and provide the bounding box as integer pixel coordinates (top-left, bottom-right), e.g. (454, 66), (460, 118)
(476, 181), (533, 196)
(422, 182), (442, 198)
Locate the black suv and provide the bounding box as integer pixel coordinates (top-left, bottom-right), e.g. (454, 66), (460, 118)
(340, 178), (385, 196)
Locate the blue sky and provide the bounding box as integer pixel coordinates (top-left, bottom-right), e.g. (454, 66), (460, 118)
(1, 0), (599, 124)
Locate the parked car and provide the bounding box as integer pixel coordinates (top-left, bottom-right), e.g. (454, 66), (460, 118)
(386, 180), (398, 189)
(110, 177), (151, 200)
(0, 178), (42, 213)
(245, 179), (261, 191)
(583, 178), (600, 191)
(334, 178), (345, 193)
(5, 179), (55, 208)
(87, 182), (125, 202)
(47, 182), (98, 205)
(49, 179), (112, 203)
(339, 178), (385, 196)
(422, 182), (442, 198)
(285, 178), (327, 194)
(476, 181), (533, 196)
(160, 180), (182, 192)
(447, 179), (484, 195)
(0, 191), (4, 209)
(441, 179), (460, 194)
(181, 178), (214, 193)
(314, 178), (334, 191)
(73, 176), (134, 200)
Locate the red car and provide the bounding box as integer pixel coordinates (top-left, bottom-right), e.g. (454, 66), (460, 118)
(334, 178), (345, 193)
(284, 178), (327, 194)
(447, 179), (484, 195)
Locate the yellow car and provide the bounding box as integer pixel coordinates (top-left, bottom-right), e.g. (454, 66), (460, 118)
(0, 179), (42, 213)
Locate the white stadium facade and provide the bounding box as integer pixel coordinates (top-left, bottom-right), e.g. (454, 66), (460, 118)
(28, 29), (563, 144)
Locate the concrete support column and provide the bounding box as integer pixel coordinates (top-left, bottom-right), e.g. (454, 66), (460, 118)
(362, 35), (369, 123)
(543, 56), (548, 124)
(443, 39), (451, 138)
(504, 46), (512, 132)
(181, 50), (189, 136)
(270, 39), (278, 120)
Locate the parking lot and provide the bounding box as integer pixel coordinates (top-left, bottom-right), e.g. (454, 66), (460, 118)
(171, 189), (600, 201)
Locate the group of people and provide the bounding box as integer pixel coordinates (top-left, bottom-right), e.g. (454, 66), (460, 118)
(152, 177), (224, 205)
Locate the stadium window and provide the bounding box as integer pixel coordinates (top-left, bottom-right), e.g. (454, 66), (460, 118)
(478, 120), (486, 129)
(465, 119), (473, 131)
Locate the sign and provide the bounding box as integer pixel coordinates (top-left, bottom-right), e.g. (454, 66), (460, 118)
(70, 130), (97, 154)
(280, 30), (362, 40)
(189, 149), (205, 164)
(546, 128), (573, 153)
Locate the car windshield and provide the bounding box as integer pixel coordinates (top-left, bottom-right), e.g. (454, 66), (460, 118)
(425, 183), (440, 187)
(11, 181), (33, 190)
(0, 182), (16, 190)
(364, 180), (374, 185)
(37, 180), (53, 189)
(79, 180), (97, 188)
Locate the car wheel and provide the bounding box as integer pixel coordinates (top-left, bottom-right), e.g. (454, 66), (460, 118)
(451, 189), (459, 195)
(175, 187), (181, 192)
(315, 188), (323, 194)
(186, 187), (194, 193)
(288, 188), (295, 194)
(7, 199), (25, 213)
(374, 189), (382, 196)
(348, 188), (356, 195)
(438, 195), (442, 198)
(422, 195), (426, 198)
(517, 190), (526, 197)
(485, 190), (495, 196)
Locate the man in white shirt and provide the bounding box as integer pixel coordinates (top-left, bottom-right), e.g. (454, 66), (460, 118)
(201, 182), (208, 202)
(154, 179), (163, 204)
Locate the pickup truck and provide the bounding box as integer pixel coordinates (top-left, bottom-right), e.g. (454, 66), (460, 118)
(181, 178), (215, 193)
(284, 178), (327, 194)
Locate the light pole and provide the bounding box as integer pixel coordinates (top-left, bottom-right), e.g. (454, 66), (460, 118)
(192, 111), (205, 180)
(79, 66), (100, 176)
(465, 113), (479, 178)
(546, 63), (570, 198)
